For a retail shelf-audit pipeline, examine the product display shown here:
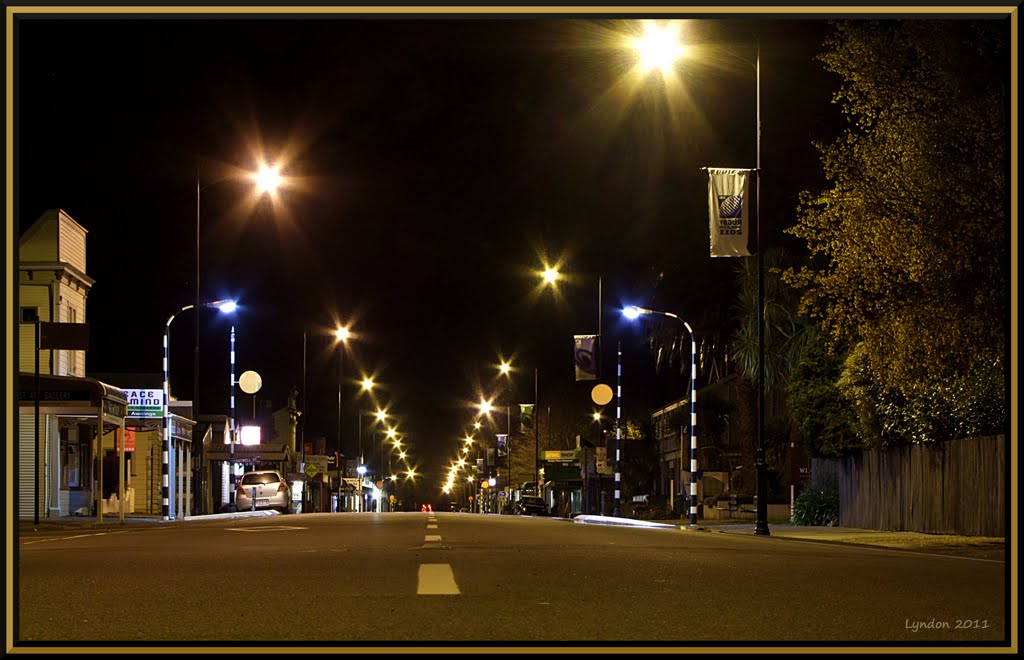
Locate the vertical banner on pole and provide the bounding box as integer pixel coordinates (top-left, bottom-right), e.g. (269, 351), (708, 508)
(574, 335), (597, 381)
(706, 167), (754, 257)
(519, 403), (534, 433)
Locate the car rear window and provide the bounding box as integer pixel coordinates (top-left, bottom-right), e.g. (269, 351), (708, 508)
(241, 472), (281, 485)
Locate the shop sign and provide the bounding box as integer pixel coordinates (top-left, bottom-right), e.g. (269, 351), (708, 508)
(19, 388), (91, 402)
(125, 389), (163, 418)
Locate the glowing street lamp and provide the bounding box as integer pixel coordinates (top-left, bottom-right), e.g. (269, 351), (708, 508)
(628, 21), (768, 535)
(254, 164), (283, 195)
(632, 20), (688, 74)
(192, 161), (280, 514)
(334, 325), (351, 512)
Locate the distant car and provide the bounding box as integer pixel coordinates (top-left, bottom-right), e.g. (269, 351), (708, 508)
(515, 495), (549, 516)
(235, 470), (291, 514)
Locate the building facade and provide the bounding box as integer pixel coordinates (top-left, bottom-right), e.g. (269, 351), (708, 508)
(17, 209), (132, 520)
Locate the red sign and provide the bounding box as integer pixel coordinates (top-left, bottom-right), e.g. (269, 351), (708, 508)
(116, 428), (136, 452)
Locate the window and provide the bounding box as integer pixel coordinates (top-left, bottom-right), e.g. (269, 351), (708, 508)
(20, 307), (39, 323)
(68, 305), (78, 375)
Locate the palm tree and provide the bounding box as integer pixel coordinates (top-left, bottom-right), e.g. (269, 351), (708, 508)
(727, 248), (815, 494)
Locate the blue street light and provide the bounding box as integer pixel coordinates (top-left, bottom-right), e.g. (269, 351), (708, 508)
(163, 298), (236, 521)
(624, 305), (699, 527)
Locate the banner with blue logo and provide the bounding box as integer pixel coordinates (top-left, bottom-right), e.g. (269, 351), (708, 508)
(706, 167), (753, 257)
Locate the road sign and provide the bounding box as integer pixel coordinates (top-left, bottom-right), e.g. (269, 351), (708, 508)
(306, 455), (329, 478)
(304, 463), (319, 479)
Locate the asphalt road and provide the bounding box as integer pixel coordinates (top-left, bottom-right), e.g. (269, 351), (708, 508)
(14, 512), (1008, 649)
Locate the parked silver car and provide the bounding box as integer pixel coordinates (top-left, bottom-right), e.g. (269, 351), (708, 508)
(235, 470), (291, 513)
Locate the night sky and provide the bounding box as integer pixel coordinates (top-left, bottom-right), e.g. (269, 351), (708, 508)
(13, 9), (842, 488)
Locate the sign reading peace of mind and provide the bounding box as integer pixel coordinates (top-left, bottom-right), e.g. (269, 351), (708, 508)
(239, 370), (262, 394)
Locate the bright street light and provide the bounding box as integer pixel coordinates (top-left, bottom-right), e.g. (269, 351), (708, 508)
(632, 20), (688, 74)
(626, 22), (768, 534)
(193, 159), (280, 514)
(334, 323), (352, 512)
(254, 164), (283, 195)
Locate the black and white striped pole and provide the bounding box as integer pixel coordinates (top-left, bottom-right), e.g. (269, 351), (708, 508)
(230, 325), (237, 506)
(613, 341), (622, 518)
(623, 306), (698, 526)
(163, 308), (186, 521)
(163, 299), (237, 521)
(684, 319), (697, 527)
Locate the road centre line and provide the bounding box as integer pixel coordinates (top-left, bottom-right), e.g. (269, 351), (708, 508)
(427, 523), (438, 529)
(424, 534), (442, 542)
(417, 563), (460, 595)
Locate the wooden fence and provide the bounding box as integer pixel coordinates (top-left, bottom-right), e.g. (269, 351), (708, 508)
(811, 435), (1005, 537)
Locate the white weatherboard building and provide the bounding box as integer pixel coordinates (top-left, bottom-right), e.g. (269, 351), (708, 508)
(16, 209), (197, 520)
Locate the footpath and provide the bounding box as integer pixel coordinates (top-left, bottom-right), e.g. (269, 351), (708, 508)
(573, 515), (1006, 561)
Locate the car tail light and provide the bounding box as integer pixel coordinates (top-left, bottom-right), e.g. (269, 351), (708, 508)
(236, 485), (246, 498)
(277, 482), (289, 494)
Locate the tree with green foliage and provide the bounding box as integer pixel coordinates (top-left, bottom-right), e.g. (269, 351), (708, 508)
(786, 330), (861, 458)
(784, 20), (1008, 444)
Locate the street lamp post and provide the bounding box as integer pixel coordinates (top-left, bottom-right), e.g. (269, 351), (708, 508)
(540, 268), (604, 499)
(163, 299), (235, 521)
(300, 326), (307, 513)
(624, 305), (698, 527)
(614, 341), (622, 517)
(335, 326), (350, 513)
(632, 22), (768, 535)
(229, 324), (236, 509)
(753, 38), (770, 537)
(193, 162), (282, 513)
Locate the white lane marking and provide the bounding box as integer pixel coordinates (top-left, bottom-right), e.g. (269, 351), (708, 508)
(424, 534), (442, 542)
(417, 563), (460, 595)
(225, 525), (306, 532)
(22, 532), (119, 545)
(427, 523), (438, 529)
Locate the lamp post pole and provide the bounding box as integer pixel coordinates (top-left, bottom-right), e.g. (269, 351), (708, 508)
(333, 326), (351, 512)
(534, 367), (539, 488)
(623, 306), (698, 526)
(337, 346), (343, 513)
(194, 174), (201, 459)
(193, 175), (202, 514)
(300, 327), (307, 513)
(229, 325), (236, 508)
(613, 341), (622, 518)
(753, 39), (770, 536)
(163, 299), (235, 520)
(163, 307), (190, 521)
(506, 403), (511, 509)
